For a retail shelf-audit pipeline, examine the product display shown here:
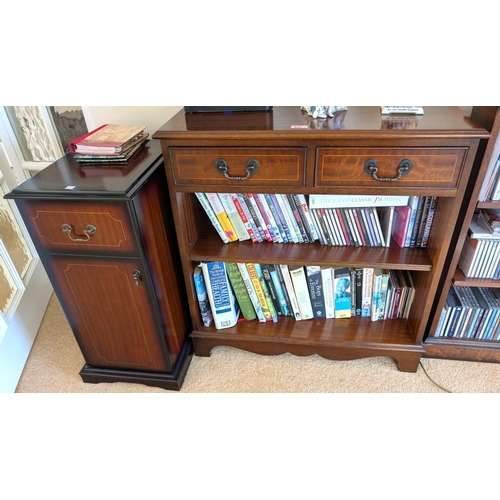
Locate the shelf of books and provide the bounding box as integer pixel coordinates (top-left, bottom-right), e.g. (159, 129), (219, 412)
(186, 191), (437, 366)
(425, 106), (500, 362)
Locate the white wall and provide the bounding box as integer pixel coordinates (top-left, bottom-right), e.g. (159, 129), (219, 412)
(82, 106), (183, 136)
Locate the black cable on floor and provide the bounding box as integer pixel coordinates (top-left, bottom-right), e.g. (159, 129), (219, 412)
(419, 360), (453, 393)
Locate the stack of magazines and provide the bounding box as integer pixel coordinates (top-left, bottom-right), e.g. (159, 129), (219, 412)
(68, 124), (148, 164)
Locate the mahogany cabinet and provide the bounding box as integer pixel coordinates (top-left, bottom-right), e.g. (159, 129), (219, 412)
(153, 106), (489, 373)
(6, 141), (193, 390)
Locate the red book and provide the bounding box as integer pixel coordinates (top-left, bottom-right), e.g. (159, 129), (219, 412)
(392, 205), (411, 248)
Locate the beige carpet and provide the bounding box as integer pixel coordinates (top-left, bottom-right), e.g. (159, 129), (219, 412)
(14, 293), (500, 393)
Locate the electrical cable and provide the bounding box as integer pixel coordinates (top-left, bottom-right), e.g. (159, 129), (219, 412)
(419, 360), (453, 393)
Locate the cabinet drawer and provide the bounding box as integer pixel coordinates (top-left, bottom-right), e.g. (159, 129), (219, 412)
(19, 200), (139, 256)
(315, 147), (467, 189)
(169, 147), (306, 187)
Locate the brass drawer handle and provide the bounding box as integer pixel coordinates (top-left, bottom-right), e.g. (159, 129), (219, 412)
(215, 158), (259, 180)
(364, 158), (412, 181)
(61, 223), (97, 242)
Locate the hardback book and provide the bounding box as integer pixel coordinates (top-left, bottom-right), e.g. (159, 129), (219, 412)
(200, 261), (240, 329)
(289, 266), (314, 320)
(193, 265), (213, 327)
(334, 267), (352, 318)
(246, 263), (273, 321)
(195, 193), (230, 244)
(236, 262), (266, 322)
(205, 193), (239, 242)
(225, 262), (257, 321)
(73, 139), (147, 163)
(361, 268), (374, 317)
(391, 205), (412, 248)
(279, 264), (303, 320)
(306, 266), (326, 319)
(233, 193), (261, 242)
(69, 124), (147, 155)
(309, 195), (410, 209)
(218, 193), (250, 242)
(321, 266), (335, 319)
(255, 263), (279, 322)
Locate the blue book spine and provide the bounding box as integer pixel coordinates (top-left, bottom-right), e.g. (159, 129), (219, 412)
(193, 267), (213, 327)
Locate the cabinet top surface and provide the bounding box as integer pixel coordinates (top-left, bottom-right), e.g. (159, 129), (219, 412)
(6, 140), (163, 199)
(152, 106), (490, 140)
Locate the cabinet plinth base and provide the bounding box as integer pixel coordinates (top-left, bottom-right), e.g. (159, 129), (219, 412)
(191, 332), (423, 373)
(424, 338), (500, 364)
(80, 341), (193, 391)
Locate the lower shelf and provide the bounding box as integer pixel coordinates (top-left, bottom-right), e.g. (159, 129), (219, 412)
(79, 340), (194, 391)
(192, 316), (424, 372)
(424, 337), (500, 363)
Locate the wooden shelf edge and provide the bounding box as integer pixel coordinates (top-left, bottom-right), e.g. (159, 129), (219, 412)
(424, 337), (500, 363)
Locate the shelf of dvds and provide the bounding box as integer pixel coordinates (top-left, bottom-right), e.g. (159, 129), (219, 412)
(153, 106), (489, 372)
(425, 106), (500, 361)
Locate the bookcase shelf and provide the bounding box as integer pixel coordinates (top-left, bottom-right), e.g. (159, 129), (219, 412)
(425, 106), (500, 360)
(153, 106), (488, 373)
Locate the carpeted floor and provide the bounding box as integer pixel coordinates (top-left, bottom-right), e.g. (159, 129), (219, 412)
(14, 293), (500, 393)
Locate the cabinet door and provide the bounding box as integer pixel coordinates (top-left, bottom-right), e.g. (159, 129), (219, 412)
(45, 255), (172, 373)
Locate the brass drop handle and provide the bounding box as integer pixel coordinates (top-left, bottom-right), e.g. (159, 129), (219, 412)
(61, 223), (97, 242)
(364, 159), (412, 182)
(215, 158), (259, 180)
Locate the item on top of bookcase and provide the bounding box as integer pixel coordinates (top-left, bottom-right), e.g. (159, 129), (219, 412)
(380, 106), (424, 115)
(301, 106), (348, 118)
(69, 124), (148, 155)
(72, 139), (148, 164)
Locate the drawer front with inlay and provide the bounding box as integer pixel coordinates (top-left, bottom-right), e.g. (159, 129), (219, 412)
(315, 147), (467, 189)
(169, 147), (306, 188)
(19, 200), (139, 256)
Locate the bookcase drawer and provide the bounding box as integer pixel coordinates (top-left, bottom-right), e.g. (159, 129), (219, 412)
(315, 147), (468, 189)
(169, 147), (306, 188)
(19, 200), (139, 256)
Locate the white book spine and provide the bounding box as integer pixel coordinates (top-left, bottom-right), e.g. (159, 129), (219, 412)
(195, 193), (229, 243)
(361, 268), (374, 317)
(289, 266), (314, 320)
(279, 264), (302, 320)
(321, 267), (335, 318)
(309, 195), (409, 208)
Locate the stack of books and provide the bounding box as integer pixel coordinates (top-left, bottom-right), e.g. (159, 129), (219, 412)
(68, 124), (148, 164)
(193, 261), (415, 330)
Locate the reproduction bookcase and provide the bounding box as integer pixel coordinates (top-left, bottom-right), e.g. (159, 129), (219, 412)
(153, 106), (489, 372)
(425, 106), (500, 361)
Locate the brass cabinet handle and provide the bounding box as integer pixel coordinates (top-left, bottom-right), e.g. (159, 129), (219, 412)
(215, 158), (259, 180)
(364, 158), (413, 182)
(61, 223), (97, 242)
